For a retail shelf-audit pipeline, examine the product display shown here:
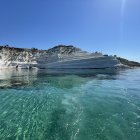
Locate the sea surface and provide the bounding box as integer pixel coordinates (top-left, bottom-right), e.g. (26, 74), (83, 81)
(0, 68), (140, 140)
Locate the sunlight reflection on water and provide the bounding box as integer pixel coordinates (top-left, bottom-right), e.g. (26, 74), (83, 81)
(0, 68), (140, 140)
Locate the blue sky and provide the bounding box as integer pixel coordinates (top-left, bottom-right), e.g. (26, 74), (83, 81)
(0, 0), (140, 62)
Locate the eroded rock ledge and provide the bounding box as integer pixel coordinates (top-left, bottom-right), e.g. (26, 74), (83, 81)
(0, 45), (140, 69)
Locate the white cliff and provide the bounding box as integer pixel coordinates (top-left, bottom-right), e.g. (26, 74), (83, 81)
(0, 45), (139, 69)
(0, 46), (38, 69)
(35, 45), (121, 69)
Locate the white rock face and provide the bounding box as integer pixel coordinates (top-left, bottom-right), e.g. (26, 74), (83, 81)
(0, 45), (121, 69)
(0, 47), (38, 69)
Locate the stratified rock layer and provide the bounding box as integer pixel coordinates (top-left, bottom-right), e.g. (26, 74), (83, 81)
(0, 45), (139, 69)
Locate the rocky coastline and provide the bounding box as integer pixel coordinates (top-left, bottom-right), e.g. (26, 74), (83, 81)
(0, 45), (140, 69)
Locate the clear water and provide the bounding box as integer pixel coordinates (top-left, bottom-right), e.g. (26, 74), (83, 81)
(0, 68), (140, 140)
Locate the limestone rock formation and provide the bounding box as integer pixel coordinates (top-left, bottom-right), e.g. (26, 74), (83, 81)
(0, 45), (139, 69)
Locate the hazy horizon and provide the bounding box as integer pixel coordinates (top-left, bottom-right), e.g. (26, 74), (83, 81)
(0, 0), (140, 62)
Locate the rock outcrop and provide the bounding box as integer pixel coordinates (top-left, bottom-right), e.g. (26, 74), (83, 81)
(0, 45), (140, 69)
(46, 45), (82, 55)
(0, 46), (35, 68)
(117, 57), (140, 67)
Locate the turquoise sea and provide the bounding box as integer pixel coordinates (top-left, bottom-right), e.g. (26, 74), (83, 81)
(0, 68), (140, 140)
